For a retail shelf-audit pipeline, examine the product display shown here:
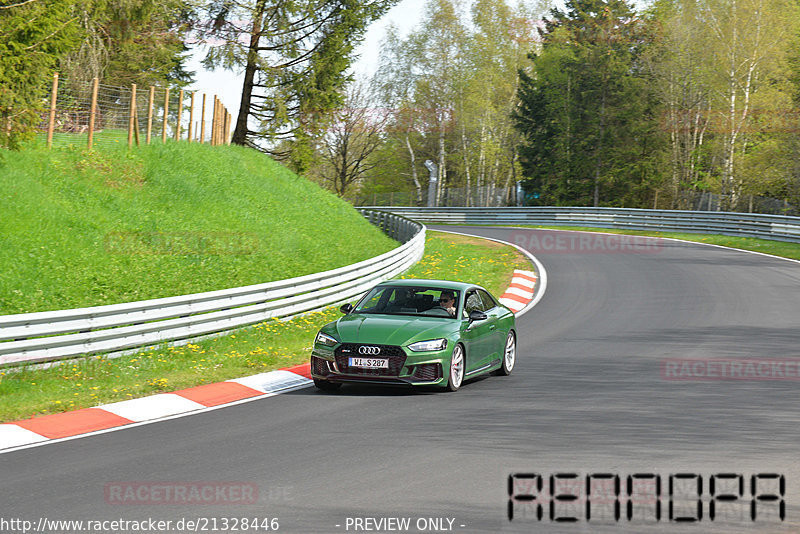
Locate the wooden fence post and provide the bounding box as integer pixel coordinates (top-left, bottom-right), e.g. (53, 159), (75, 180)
(162, 87), (170, 143)
(216, 99), (222, 146)
(217, 105), (222, 146)
(87, 77), (99, 151)
(174, 89), (184, 141)
(219, 110), (228, 145)
(47, 73), (59, 149)
(134, 110), (140, 146)
(128, 84), (137, 149)
(200, 93), (206, 144)
(211, 96), (218, 146)
(224, 111), (231, 145)
(146, 86), (154, 144)
(188, 92), (195, 143)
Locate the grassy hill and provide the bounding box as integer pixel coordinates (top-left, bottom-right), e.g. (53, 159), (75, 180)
(0, 141), (396, 315)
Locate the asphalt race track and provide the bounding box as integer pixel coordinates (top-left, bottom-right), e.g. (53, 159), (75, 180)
(2, 226), (800, 534)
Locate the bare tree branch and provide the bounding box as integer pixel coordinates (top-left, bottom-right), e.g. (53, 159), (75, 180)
(0, 0), (40, 10)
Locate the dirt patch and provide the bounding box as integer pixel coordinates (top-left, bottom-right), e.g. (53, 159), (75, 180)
(433, 231), (506, 248)
(74, 151), (145, 188)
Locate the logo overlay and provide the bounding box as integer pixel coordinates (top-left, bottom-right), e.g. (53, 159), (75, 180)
(662, 359), (800, 381)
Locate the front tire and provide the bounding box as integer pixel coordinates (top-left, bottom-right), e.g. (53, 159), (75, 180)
(447, 344), (465, 392)
(496, 330), (516, 376)
(314, 378), (341, 391)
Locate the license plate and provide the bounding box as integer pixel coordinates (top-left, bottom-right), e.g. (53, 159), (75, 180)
(349, 357), (389, 369)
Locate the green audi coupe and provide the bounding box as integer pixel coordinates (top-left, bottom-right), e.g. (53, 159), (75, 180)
(310, 279), (517, 392)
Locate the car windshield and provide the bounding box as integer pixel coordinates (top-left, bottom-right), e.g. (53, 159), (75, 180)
(353, 286), (460, 318)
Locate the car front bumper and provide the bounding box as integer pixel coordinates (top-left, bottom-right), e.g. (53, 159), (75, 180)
(310, 344), (448, 387)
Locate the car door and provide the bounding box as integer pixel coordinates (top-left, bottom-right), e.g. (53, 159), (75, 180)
(459, 288), (494, 373)
(477, 288), (504, 363)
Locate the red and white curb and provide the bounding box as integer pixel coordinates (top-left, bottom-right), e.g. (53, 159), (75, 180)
(0, 364), (313, 453)
(499, 270), (538, 313)
(0, 260), (543, 454)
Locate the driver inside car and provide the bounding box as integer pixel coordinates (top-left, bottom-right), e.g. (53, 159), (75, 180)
(439, 291), (457, 317)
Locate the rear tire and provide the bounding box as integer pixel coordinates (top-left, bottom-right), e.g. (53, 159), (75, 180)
(446, 344), (465, 392)
(314, 378), (342, 391)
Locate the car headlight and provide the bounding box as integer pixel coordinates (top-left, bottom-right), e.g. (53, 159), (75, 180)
(407, 338), (448, 352)
(315, 331), (338, 347)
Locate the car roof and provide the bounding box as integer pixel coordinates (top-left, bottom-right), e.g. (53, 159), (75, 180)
(377, 279), (477, 291)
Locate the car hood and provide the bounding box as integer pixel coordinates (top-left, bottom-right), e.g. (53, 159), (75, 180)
(334, 313), (457, 346)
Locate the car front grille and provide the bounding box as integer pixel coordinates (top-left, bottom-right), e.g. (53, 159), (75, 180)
(311, 356), (330, 376)
(334, 344), (406, 376)
(412, 363), (442, 381)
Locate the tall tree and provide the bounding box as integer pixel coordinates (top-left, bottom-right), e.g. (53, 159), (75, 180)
(315, 82), (388, 196)
(515, 0), (661, 206)
(462, 0), (535, 205)
(368, 0), (544, 206)
(648, 0), (800, 210)
(201, 0), (393, 171)
(373, 24), (426, 203)
(646, 0), (712, 208)
(60, 0), (194, 89)
(405, 0), (467, 203)
(698, 0), (799, 209)
(0, 0), (81, 148)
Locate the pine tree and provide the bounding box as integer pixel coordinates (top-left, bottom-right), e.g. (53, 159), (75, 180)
(0, 0), (81, 148)
(201, 0), (394, 171)
(515, 0), (662, 206)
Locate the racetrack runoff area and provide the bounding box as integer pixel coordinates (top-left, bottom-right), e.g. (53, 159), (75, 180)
(3, 225), (798, 533)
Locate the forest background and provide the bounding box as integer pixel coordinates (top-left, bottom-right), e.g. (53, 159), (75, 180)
(2, 0), (799, 212)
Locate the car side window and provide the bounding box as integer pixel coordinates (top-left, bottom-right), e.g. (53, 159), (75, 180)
(477, 289), (497, 311)
(464, 290), (485, 315)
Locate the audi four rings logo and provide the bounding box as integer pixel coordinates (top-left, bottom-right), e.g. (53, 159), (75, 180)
(359, 346), (381, 355)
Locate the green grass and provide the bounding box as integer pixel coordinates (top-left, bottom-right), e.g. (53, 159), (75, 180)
(0, 139), (396, 314)
(510, 225), (800, 261)
(399, 231), (531, 297)
(0, 231), (530, 423)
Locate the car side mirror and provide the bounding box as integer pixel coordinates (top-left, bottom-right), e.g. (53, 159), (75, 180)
(340, 303), (354, 314)
(468, 310), (487, 323)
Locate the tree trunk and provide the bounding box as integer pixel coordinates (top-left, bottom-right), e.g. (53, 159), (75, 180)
(437, 124), (446, 206)
(232, 0), (266, 145)
(489, 154), (500, 207)
(461, 122), (472, 207)
(477, 120), (487, 206)
(503, 150), (517, 205)
(594, 87), (607, 207)
(405, 130), (422, 205)
(669, 99), (679, 208)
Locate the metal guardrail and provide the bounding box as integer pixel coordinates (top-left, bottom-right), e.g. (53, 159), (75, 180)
(368, 207), (800, 244)
(0, 210), (424, 367)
